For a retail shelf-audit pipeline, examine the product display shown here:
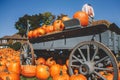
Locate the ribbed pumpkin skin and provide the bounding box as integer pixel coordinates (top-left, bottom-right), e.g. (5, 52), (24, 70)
(21, 65), (36, 77)
(70, 74), (87, 80)
(35, 57), (46, 65)
(0, 71), (20, 80)
(73, 11), (89, 27)
(50, 64), (61, 77)
(53, 20), (65, 31)
(36, 65), (50, 80)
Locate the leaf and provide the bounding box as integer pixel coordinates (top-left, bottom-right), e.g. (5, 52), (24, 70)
(47, 76), (53, 80)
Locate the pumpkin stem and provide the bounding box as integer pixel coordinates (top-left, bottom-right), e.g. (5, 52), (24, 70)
(60, 69), (63, 75)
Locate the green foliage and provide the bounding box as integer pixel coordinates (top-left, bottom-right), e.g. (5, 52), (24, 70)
(57, 13), (68, 20)
(29, 13), (43, 30)
(20, 76), (37, 80)
(15, 12), (56, 37)
(42, 12), (55, 25)
(14, 11), (68, 37)
(15, 14), (31, 37)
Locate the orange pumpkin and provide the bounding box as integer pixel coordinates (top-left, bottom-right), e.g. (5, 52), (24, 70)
(0, 65), (6, 72)
(0, 58), (7, 66)
(21, 65), (36, 77)
(36, 28), (45, 37)
(46, 57), (56, 67)
(73, 11), (89, 27)
(104, 73), (113, 80)
(53, 71), (69, 80)
(74, 69), (79, 75)
(36, 65), (50, 80)
(35, 57), (46, 65)
(41, 25), (47, 29)
(0, 71), (20, 80)
(45, 25), (54, 33)
(28, 30), (33, 39)
(66, 59), (69, 67)
(119, 71), (120, 80)
(32, 29), (38, 38)
(50, 64), (61, 77)
(7, 61), (21, 74)
(61, 65), (68, 74)
(62, 16), (71, 21)
(70, 74), (87, 80)
(53, 20), (65, 31)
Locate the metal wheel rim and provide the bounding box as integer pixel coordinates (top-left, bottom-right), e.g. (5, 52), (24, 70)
(68, 41), (118, 80)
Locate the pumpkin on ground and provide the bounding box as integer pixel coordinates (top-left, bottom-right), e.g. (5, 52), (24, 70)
(0, 71), (20, 80)
(70, 74), (87, 80)
(35, 57), (46, 65)
(0, 58), (7, 66)
(50, 64), (61, 77)
(53, 71), (69, 80)
(105, 73), (113, 80)
(36, 65), (50, 80)
(21, 65), (36, 77)
(61, 65), (68, 74)
(7, 60), (21, 74)
(73, 11), (89, 27)
(0, 65), (6, 72)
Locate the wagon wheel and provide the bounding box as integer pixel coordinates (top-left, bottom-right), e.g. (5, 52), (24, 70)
(20, 41), (35, 65)
(68, 41), (119, 80)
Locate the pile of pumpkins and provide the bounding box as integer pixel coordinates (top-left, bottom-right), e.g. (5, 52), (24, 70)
(0, 48), (87, 80)
(28, 11), (89, 39)
(0, 48), (120, 80)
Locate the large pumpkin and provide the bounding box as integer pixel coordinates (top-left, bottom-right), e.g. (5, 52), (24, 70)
(21, 65), (36, 77)
(73, 11), (89, 27)
(70, 74), (87, 80)
(50, 64), (61, 77)
(36, 65), (50, 80)
(7, 61), (21, 74)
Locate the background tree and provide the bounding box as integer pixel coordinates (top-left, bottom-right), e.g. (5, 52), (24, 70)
(29, 13), (43, 30)
(41, 12), (55, 25)
(15, 12), (55, 37)
(15, 14), (31, 37)
(56, 13), (68, 20)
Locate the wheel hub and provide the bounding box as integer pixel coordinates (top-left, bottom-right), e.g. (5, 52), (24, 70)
(79, 61), (94, 75)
